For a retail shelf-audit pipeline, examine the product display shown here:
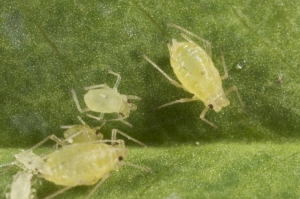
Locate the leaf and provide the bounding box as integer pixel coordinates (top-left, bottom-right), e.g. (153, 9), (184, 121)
(1, 0), (300, 198)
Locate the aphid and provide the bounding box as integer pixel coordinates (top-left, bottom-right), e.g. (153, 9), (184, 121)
(71, 70), (141, 127)
(61, 116), (105, 144)
(143, 23), (245, 128)
(40, 129), (150, 199)
(5, 171), (36, 199)
(61, 117), (146, 146)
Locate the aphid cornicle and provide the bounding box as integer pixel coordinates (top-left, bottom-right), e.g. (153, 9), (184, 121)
(143, 23), (245, 128)
(71, 70), (141, 127)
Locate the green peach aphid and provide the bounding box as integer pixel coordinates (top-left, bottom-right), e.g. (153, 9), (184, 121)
(71, 70), (141, 128)
(144, 23), (245, 128)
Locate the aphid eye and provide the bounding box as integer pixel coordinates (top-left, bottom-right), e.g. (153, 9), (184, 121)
(95, 131), (100, 135)
(118, 156), (123, 161)
(208, 104), (213, 109)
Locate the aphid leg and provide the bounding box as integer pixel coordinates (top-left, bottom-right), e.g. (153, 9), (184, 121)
(60, 125), (74, 129)
(84, 84), (109, 90)
(29, 134), (67, 151)
(200, 106), (218, 129)
(85, 173), (110, 199)
(167, 23), (212, 57)
(120, 162), (153, 173)
(225, 86), (246, 111)
(155, 96), (198, 110)
(86, 112), (132, 127)
(108, 70), (121, 90)
(95, 120), (107, 131)
(143, 54), (184, 89)
(43, 186), (74, 199)
(76, 115), (86, 125)
(111, 129), (147, 147)
(127, 95), (142, 100)
(119, 120), (133, 128)
(71, 89), (90, 113)
(220, 52), (228, 80)
(60, 116), (86, 130)
(104, 114), (132, 128)
(86, 112), (104, 121)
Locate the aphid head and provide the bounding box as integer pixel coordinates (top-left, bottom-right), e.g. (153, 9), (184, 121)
(113, 144), (129, 169)
(15, 151), (45, 173)
(127, 100), (137, 111)
(168, 39), (184, 57)
(94, 130), (104, 140)
(210, 95), (230, 112)
(119, 96), (138, 117)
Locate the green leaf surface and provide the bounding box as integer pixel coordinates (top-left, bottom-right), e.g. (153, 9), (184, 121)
(1, 0), (300, 198)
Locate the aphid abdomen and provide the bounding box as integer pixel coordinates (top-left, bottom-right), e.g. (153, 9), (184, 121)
(41, 143), (118, 186)
(63, 125), (103, 143)
(84, 88), (125, 113)
(170, 41), (226, 106)
(10, 171), (33, 199)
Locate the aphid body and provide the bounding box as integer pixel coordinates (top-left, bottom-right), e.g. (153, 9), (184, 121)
(6, 171), (35, 199)
(63, 124), (103, 144)
(84, 87), (134, 115)
(61, 116), (105, 144)
(169, 39), (228, 112)
(72, 70), (141, 127)
(144, 23), (245, 128)
(41, 129), (149, 199)
(40, 141), (127, 186)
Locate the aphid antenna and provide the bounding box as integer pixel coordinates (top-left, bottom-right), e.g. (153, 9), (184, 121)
(180, 33), (195, 44)
(85, 173), (111, 199)
(167, 22), (212, 57)
(0, 162), (16, 174)
(167, 23), (209, 44)
(143, 54), (184, 89)
(112, 129), (147, 147)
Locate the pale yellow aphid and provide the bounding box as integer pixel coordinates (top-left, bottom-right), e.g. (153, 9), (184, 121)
(61, 116), (146, 146)
(61, 116), (105, 144)
(40, 129), (150, 199)
(5, 171), (36, 199)
(143, 23), (245, 128)
(71, 70), (141, 128)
